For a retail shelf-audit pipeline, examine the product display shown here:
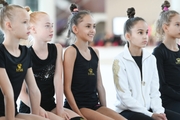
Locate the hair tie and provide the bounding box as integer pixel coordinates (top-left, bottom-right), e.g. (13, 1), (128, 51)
(163, 6), (169, 11)
(73, 8), (78, 12)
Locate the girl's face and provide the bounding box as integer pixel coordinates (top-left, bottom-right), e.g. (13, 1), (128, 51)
(126, 20), (148, 48)
(73, 14), (96, 42)
(10, 8), (30, 40)
(165, 14), (180, 39)
(32, 14), (53, 42)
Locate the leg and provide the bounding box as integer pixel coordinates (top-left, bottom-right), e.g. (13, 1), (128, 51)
(80, 107), (113, 120)
(165, 109), (180, 120)
(120, 110), (153, 120)
(164, 100), (180, 113)
(16, 113), (49, 120)
(96, 106), (126, 120)
(46, 111), (64, 120)
(0, 117), (24, 120)
(51, 107), (80, 119)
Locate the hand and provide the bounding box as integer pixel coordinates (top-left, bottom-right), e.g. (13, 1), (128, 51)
(152, 113), (167, 120)
(58, 110), (70, 120)
(39, 107), (49, 118)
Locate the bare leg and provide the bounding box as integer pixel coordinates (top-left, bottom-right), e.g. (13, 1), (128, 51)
(96, 106), (127, 120)
(16, 113), (49, 120)
(46, 111), (64, 120)
(0, 117), (24, 120)
(80, 108), (114, 120)
(51, 107), (79, 119)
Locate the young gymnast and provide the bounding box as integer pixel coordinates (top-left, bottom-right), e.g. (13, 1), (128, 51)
(63, 3), (126, 120)
(153, 0), (180, 114)
(0, 0), (49, 120)
(19, 9), (82, 120)
(113, 6), (180, 120)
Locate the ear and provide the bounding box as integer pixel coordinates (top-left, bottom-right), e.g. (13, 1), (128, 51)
(125, 32), (131, 41)
(30, 26), (36, 34)
(5, 21), (12, 30)
(162, 23), (169, 33)
(72, 25), (78, 34)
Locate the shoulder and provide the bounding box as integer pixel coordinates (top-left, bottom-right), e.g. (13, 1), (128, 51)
(153, 43), (165, 55)
(54, 43), (63, 51)
(90, 47), (99, 57)
(64, 45), (77, 58)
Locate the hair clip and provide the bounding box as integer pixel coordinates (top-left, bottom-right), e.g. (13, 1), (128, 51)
(73, 8), (78, 12)
(163, 6), (169, 11)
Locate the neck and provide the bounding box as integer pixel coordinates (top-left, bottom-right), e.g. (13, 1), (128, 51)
(74, 39), (89, 51)
(128, 43), (142, 56)
(3, 34), (20, 51)
(163, 36), (178, 51)
(32, 39), (48, 51)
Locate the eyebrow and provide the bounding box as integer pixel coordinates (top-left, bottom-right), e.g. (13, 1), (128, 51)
(45, 22), (53, 24)
(137, 29), (148, 31)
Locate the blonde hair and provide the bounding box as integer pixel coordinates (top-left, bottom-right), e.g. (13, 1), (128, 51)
(0, 0), (29, 30)
(30, 11), (47, 24)
(155, 1), (179, 40)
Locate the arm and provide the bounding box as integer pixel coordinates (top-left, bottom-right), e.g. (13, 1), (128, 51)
(63, 47), (83, 117)
(112, 59), (153, 117)
(19, 81), (31, 107)
(150, 57), (164, 113)
(0, 68), (15, 120)
(54, 44), (68, 118)
(24, 67), (41, 115)
(153, 48), (180, 100)
(93, 48), (106, 106)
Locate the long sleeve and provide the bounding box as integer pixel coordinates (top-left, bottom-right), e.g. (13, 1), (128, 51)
(112, 59), (153, 117)
(153, 48), (180, 101)
(149, 57), (164, 113)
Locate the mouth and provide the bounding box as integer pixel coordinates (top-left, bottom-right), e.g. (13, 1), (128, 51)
(88, 34), (94, 38)
(27, 32), (30, 35)
(49, 34), (53, 37)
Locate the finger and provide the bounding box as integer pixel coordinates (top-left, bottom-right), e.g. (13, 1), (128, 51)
(45, 112), (49, 118)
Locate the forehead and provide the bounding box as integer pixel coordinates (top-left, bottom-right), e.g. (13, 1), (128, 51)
(13, 8), (29, 19)
(36, 14), (51, 24)
(170, 14), (180, 23)
(79, 14), (95, 24)
(131, 20), (148, 30)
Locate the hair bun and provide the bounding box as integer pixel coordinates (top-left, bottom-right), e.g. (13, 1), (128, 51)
(127, 7), (135, 18)
(0, 0), (8, 7)
(24, 6), (31, 12)
(161, 0), (170, 11)
(70, 3), (78, 12)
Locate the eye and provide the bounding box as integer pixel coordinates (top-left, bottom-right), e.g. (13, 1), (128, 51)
(146, 31), (148, 34)
(93, 25), (96, 29)
(45, 25), (50, 28)
(86, 25), (90, 28)
(176, 23), (180, 26)
(23, 21), (27, 24)
(138, 31), (143, 34)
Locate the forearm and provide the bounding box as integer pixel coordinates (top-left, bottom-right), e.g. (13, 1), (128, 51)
(97, 85), (106, 106)
(4, 96), (15, 120)
(29, 89), (41, 114)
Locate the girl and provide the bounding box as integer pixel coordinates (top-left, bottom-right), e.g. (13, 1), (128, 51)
(153, 0), (180, 114)
(63, 3), (126, 120)
(112, 7), (180, 120)
(19, 10), (82, 120)
(0, 1), (49, 120)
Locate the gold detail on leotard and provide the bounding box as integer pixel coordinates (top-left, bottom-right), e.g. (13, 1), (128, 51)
(112, 59), (124, 92)
(88, 68), (95, 75)
(16, 63), (23, 72)
(176, 58), (180, 64)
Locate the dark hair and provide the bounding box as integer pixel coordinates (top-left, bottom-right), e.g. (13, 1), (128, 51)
(67, 3), (91, 38)
(123, 7), (145, 35)
(0, 0), (29, 30)
(156, 0), (179, 40)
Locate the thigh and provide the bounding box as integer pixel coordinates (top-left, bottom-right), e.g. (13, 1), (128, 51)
(164, 100), (180, 113)
(46, 111), (64, 120)
(16, 113), (49, 120)
(165, 109), (180, 120)
(51, 107), (79, 119)
(96, 106), (126, 120)
(80, 107), (113, 120)
(0, 117), (24, 120)
(120, 110), (153, 120)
